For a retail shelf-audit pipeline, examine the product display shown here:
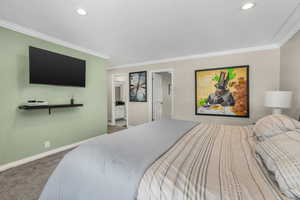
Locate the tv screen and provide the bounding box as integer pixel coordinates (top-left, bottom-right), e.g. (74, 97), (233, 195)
(29, 46), (86, 87)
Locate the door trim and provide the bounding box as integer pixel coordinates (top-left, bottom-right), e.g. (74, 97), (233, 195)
(148, 69), (174, 122)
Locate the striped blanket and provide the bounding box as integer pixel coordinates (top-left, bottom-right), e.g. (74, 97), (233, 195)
(138, 123), (288, 200)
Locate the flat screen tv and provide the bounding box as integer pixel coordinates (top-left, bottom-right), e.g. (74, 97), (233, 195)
(29, 46), (86, 87)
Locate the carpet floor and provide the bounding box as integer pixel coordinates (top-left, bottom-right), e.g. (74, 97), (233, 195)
(0, 149), (71, 200)
(0, 125), (126, 200)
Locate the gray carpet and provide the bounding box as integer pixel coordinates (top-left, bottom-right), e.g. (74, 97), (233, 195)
(0, 125), (126, 200)
(0, 149), (71, 200)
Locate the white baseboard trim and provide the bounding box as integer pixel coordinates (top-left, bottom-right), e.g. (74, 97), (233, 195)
(0, 136), (99, 173)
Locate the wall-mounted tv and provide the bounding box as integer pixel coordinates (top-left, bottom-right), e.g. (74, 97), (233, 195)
(29, 46), (86, 87)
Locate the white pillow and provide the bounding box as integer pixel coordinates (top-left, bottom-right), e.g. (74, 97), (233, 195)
(254, 114), (300, 141)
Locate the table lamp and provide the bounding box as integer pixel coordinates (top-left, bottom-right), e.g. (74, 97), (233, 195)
(264, 91), (292, 114)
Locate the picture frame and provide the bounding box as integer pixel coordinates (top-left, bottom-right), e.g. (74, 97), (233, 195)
(195, 65), (249, 118)
(129, 71), (147, 102)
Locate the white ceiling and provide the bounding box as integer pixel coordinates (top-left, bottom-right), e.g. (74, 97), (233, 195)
(0, 0), (300, 68)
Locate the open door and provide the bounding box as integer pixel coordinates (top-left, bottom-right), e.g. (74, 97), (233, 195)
(152, 73), (163, 121)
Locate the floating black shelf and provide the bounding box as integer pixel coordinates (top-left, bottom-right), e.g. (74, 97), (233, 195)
(18, 104), (83, 115)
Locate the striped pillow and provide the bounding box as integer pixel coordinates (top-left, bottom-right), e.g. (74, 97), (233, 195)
(254, 114), (300, 141)
(256, 131), (300, 198)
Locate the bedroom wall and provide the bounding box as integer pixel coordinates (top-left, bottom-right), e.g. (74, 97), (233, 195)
(107, 48), (280, 126)
(280, 30), (300, 119)
(0, 26), (108, 166)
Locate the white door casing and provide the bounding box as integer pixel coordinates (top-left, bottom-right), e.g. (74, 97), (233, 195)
(148, 69), (174, 122)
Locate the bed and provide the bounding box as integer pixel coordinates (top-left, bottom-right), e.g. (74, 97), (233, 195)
(40, 117), (297, 200)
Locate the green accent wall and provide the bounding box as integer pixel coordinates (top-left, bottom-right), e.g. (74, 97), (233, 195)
(0, 26), (107, 165)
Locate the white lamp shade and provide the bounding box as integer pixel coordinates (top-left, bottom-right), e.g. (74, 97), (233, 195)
(264, 91), (292, 108)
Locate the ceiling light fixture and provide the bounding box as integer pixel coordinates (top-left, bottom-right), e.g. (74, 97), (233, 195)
(241, 2), (256, 10)
(76, 8), (87, 16)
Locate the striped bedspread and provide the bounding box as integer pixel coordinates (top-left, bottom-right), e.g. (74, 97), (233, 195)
(138, 123), (287, 200)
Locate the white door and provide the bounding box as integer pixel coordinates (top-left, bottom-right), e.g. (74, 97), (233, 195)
(161, 72), (172, 119)
(152, 73), (163, 121)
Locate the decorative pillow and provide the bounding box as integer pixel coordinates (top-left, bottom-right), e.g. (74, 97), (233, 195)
(254, 114), (300, 141)
(256, 131), (300, 198)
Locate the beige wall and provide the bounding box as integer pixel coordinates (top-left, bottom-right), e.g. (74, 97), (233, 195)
(108, 49), (280, 126)
(280, 30), (300, 119)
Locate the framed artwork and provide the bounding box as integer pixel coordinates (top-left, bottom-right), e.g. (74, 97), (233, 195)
(129, 71), (147, 102)
(195, 65), (249, 118)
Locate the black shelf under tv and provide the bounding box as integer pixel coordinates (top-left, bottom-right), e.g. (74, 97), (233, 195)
(18, 104), (83, 115)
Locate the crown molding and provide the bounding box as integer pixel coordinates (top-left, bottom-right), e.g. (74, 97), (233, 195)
(0, 19), (110, 59)
(108, 44), (279, 70)
(273, 3), (300, 46)
(277, 20), (300, 47)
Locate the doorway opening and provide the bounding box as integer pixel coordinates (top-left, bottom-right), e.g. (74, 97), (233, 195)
(111, 74), (128, 128)
(149, 69), (174, 122)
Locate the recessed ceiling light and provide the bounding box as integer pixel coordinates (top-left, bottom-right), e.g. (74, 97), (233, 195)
(241, 2), (256, 10)
(76, 8), (87, 16)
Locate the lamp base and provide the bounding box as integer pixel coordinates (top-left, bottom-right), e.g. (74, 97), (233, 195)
(272, 108), (282, 115)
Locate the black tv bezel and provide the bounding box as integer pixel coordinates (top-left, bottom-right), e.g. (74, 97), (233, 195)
(29, 46), (86, 88)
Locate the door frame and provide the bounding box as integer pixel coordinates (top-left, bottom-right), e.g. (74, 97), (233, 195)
(148, 69), (174, 122)
(111, 73), (129, 127)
